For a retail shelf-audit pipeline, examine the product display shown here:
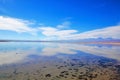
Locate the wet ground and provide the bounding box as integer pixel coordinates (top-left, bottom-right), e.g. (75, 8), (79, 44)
(0, 42), (120, 80)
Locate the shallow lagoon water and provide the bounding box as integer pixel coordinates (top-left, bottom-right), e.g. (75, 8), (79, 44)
(0, 42), (120, 80)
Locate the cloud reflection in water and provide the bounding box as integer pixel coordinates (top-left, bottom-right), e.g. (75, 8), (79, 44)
(0, 42), (120, 65)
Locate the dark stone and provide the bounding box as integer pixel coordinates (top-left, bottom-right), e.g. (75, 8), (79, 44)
(72, 74), (76, 77)
(45, 74), (51, 77)
(59, 74), (64, 77)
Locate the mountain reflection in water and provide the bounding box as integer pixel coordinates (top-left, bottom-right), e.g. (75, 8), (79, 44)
(0, 42), (120, 80)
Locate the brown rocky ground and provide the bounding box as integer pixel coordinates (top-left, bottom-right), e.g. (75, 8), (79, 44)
(0, 54), (120, 80)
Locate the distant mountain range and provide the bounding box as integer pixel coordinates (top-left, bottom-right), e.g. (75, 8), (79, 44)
(0, 38), (120, 42)
(68, 38), (120, 42)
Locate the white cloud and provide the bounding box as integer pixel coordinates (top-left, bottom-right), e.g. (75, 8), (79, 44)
(0, 16), (36, 34)
(39, 25), (120, 40)
(39, 27), (77, 40)
(65, 25), (120, 40)
(56, 21), (70, 29)
(0, 16), (120, 40)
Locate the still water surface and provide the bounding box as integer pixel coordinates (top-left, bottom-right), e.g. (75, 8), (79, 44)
(0, 42), (120, 80)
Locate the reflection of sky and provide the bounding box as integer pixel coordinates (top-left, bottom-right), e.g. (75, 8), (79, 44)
(0, 42), (120, 65)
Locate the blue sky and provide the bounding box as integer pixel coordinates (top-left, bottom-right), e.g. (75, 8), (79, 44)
(0, 0), (120, 40)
